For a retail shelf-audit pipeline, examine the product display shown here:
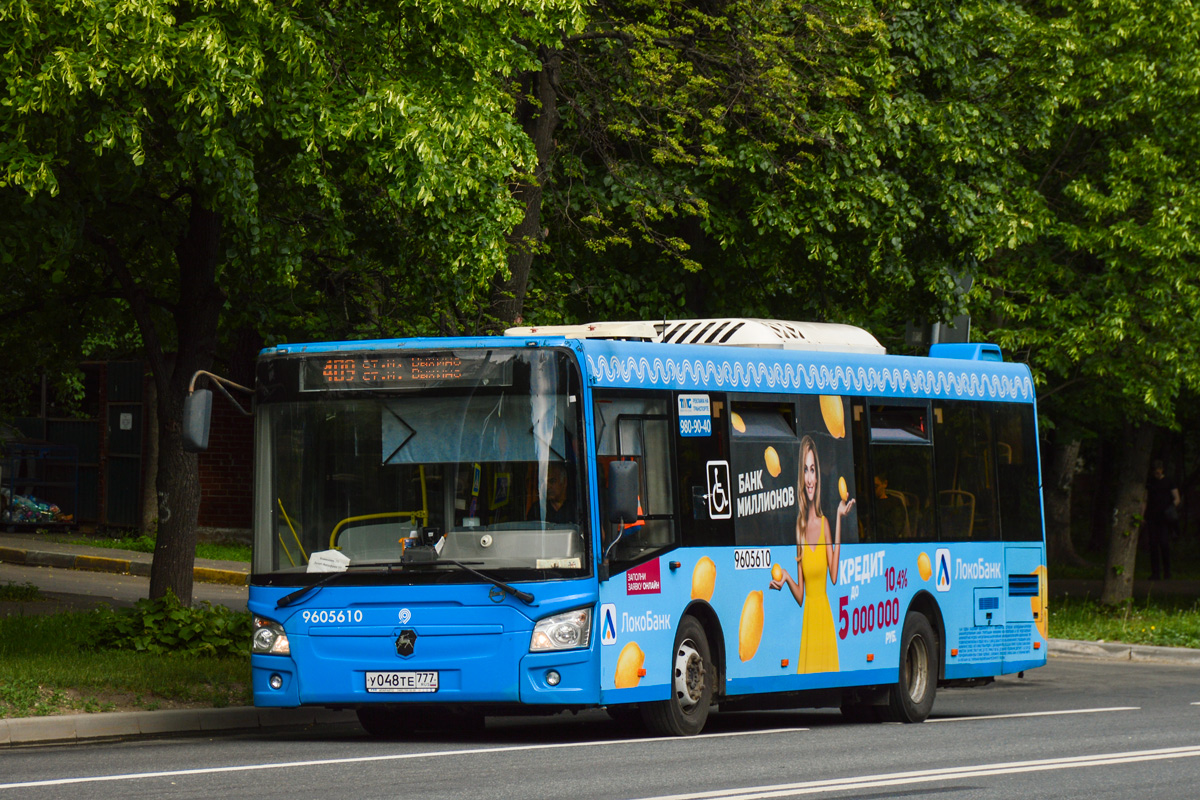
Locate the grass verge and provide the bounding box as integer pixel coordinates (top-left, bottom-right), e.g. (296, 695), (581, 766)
(0, 581), (42, 602)
(1049, 595), (1200, 649)
(65, 532), (252, 562)
(0, 607), (250, 719)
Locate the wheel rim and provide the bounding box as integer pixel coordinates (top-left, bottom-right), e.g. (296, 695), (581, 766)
(673, 639), (706, 709)
(904, 633), (929, 703)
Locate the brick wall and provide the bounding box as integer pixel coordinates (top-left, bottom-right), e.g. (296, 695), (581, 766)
(196, 394), (254, 529)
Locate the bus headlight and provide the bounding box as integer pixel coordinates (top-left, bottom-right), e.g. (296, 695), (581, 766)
(252, 616), (291, 655)
(530, 608), (592, 652)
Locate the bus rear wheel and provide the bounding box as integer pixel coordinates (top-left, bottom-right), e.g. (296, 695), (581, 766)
(884, 611), (937, 723)
(641, 616), (713, 736)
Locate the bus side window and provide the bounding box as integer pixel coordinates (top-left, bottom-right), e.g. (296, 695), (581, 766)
(993, 403), (1042, 541)
(933, 402), (1000, 540)
(852, 402), (872, 542)
(676, 395), (733, 548)
(868, 403), (935, 542)
(594, 394), (678, 564)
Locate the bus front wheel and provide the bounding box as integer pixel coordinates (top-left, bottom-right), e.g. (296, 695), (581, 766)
(641, 616), (713, 736)
(884, 611), (937, 723)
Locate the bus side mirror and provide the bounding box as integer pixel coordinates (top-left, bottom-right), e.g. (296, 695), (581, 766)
(182, 389), (213, 452)
(607, 460), (641, 527)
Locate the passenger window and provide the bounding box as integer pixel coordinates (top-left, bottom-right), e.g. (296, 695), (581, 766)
(729, 401), (798, 547)
(933, 402), (1000, 540)
(994, 403), (1042, 541)
(852, 402), (873, 543)
(869, 403), (935, 541)
(594, 394), (678, 564)
(676, 394), (734, 548)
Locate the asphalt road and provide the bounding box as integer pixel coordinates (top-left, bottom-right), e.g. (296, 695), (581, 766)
(2, 656), (1198, 800)
(0, 561), (247, 613)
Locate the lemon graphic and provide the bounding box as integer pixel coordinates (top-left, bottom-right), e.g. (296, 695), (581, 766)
(838, 476), (848, 502)
(1031, 565), (1049, 639)
(771, 562), (784, 582)
(764, 446), (782, 478)
(819, 396), (845, 439)
(917, 551), (932, 582)
(739, 590), (764, 662)
(732, 412), (746, 433)
(615, 642), (645, 688)
(692, 556), (716, 601)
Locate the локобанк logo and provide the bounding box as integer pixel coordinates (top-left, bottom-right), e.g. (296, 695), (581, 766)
(600, 604), (618, 645)
(934, 548), (951, 592)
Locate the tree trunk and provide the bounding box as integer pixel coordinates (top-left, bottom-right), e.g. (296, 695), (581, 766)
(1100, 423), (1156, 605)
(1044, 437), (1086, 567)
(151, 387), (203, 604)
(137, 200), (225, 605)
(489, 50), (561, 330)
(141, 379), (159, 535)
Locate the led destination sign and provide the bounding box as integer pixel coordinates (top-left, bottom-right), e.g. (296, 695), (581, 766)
(300, 352), (512, 392)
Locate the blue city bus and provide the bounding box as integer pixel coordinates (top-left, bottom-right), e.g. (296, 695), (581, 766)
(187, 318), (1047, 736)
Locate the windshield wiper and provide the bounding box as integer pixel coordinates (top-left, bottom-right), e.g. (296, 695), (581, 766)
(275, 564), (398, 609)
(438, 558), (536, 605)
(400, 547), (535, 605)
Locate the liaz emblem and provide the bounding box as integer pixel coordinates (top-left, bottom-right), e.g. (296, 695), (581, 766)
(395, 629), (418, 657)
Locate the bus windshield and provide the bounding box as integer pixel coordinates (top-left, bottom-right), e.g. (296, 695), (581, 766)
(252, 349), (587, 578)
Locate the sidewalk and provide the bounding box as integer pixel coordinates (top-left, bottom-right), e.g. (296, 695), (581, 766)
(0, 531), (248, 587)
(4, 536), (1200, 747)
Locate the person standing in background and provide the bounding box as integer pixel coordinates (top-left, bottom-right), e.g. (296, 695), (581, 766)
(1144, 459), (1181, 580)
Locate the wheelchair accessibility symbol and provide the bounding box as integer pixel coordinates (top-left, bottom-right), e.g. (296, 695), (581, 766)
(707, 461), (732, 520)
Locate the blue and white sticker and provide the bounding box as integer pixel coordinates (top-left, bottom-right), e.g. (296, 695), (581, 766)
(600, 603), (618, 645)
(678, 394), (712, 437)
(935, 548), (952, 592)
(707, 460), (733, 520)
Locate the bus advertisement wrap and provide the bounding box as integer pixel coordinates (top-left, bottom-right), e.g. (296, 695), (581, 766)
(224, 318), (1046, 737)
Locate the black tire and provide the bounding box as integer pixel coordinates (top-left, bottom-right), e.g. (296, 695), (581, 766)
(641, 616), (714, 736)
(884, 612), (937, 723)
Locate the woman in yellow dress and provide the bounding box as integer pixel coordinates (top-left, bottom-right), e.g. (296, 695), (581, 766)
(769, 435), (855, 673)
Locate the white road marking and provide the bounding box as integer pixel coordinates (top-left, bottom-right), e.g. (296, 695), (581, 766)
(927, 706), (1139, 723)
(632, 746), (1200, 800)
(0, 727), (806, 790)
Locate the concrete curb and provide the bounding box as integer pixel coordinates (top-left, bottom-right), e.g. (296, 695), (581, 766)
(0, 545), (247, 586)
(1048, 638), (1200, 665)
(0, 707), (358, 746)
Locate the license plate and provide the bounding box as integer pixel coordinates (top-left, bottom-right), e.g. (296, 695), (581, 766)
(365, 671), (439, 693)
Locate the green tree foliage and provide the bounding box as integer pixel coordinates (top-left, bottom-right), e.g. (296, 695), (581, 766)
(973, 0), (1200, 601)
(0, 0), (583, 601)
(980, 0), (1200, 424)
(523, 0), (1059, 337)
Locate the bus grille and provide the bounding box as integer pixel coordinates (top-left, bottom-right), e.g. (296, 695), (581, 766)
(1008, 574), (1039, 597)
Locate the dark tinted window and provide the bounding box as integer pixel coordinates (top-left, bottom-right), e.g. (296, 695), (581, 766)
(869, 403), (934, 541)
(933, 402), (1000, 540)
(994, 403), (1043, 541)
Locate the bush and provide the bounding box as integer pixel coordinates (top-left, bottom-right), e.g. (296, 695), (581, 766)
(93, 592), (251, 658)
